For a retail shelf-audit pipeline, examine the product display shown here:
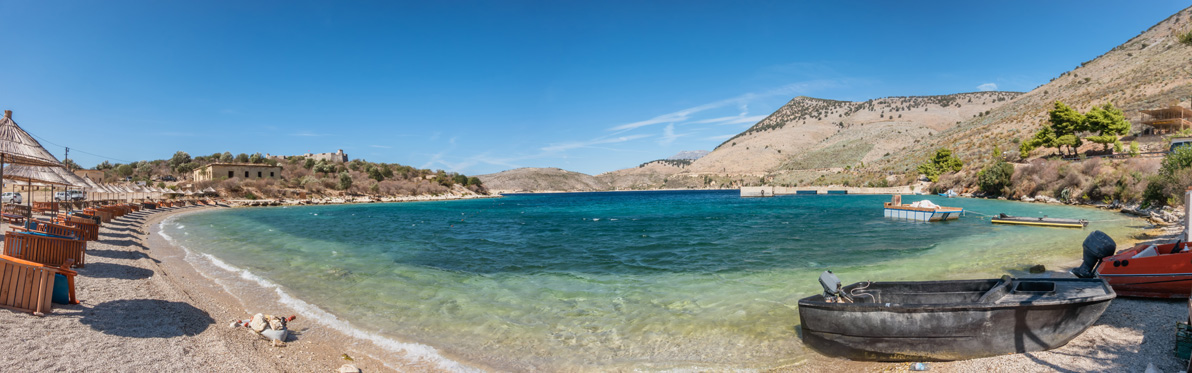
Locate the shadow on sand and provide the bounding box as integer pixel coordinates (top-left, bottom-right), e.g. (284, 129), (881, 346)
(78, 299), (214, 338)
(79, 262), (155, 280)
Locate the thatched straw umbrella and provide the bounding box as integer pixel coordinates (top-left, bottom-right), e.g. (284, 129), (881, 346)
(48, 166), (90, 212)
(5, 165), (73, 218)
(0, 110), (65, 217)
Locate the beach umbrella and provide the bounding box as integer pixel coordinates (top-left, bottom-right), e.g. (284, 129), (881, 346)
(101, 184), (118, 201)
(48, 167), (89, 211)
(0, 111), (65, 217)
(81, 177), (100, 202)
(5, 164), (72, 218)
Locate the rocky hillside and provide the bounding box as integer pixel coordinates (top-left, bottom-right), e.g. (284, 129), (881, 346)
(477, 167), (608, 193)
(877, 6), (1192, 174)
(484, 6), (1192, 192)
(687, 92), (1020, 177)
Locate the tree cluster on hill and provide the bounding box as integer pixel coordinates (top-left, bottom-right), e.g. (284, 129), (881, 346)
(87, 151), (485, 199)
(638, 159), (693, 168)
(917, 148), (963, 182)
(1018, 101), (1131, 157)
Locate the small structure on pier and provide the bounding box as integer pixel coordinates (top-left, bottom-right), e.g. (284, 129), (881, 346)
(1140, 104), (1192, 134)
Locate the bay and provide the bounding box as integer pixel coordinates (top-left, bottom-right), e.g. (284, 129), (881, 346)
(161, 190), (1142, 370)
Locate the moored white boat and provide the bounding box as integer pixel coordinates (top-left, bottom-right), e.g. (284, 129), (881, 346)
(883, 195), (962, 222)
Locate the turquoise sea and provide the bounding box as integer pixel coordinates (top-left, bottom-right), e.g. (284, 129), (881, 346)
(160, 190), (1144, 371)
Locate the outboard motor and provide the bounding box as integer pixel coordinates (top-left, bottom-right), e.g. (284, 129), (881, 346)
(1072, 230), (1116, 278)
(819, 270), (853, 302)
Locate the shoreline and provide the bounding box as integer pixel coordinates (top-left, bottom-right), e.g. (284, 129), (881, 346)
(152, 206), (485, 372)
(0, 205), (425, 372)
(221, 193), (500, 207)
(0, 198), (1183, 372)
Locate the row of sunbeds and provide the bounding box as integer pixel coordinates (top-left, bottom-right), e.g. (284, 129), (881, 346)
(0, 200), (219, 315)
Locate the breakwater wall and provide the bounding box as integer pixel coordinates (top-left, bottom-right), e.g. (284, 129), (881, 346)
(740, 186), (915, 197)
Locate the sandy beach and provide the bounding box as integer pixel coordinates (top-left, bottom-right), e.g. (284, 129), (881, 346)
(0, 203), (1186, 372)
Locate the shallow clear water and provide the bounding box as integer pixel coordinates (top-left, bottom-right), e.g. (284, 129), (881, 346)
(161, 190), (1143, 370)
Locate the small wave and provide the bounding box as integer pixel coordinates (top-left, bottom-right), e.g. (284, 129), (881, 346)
(158, 217), (177, 243)
(175, 240), (472, 371)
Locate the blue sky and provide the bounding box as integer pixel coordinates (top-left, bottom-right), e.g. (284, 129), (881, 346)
(0, 1), (1187, 175)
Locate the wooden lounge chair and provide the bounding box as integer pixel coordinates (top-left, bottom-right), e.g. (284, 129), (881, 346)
(3, 231), (86, 268)
(56, 216), (99, 241)
(13, 220), (86, 241)
(31, 201), (58, 214)
(0, 255), (77, 315)
(83, 208), (113, 223)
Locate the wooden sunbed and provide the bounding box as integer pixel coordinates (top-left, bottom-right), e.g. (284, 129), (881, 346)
(56, 216), (99, 241)
(14, 220), (85, 241)
(83, 208), (113, 223)
(3, 204), (30, 217)
(0, 255), (77, 315)
(31, 202), (58, 214)
(3, 231), (86, 268)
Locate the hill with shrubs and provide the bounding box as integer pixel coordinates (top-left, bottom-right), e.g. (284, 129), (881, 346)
(484, 5), (1192, 210)
(83, 151), (488, 200)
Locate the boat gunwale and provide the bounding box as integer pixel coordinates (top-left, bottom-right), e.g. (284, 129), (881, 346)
(882, 202), (964, 213)
(797, 279), (1116, 310)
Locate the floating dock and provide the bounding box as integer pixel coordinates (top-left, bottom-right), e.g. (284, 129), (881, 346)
(990, 214), (1088, 228)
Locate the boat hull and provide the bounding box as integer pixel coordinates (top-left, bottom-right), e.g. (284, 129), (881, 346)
(1097, 242), (1192, 298)
(883, 206), (962, 222)
(798, 279), (1114, 361)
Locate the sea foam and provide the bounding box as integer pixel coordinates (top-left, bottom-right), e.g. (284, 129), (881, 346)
(160, 221), (475, 372)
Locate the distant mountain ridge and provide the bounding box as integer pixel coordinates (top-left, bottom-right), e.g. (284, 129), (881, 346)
(668, 150), (709, 160)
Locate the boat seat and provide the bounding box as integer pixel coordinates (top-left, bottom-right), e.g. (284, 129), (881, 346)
(978, 276), (1013, 303)
(1133, 245), (1159, 259)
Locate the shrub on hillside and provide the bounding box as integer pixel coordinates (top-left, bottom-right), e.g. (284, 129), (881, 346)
(1143, 145), (1192, 207)
(931, 170), (977, 194)
(337, 171), (353, 190)
(918, 148), (963, 182)
(977, 160), (1014, 196)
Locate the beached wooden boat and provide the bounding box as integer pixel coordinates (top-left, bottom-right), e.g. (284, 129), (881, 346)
(798, 275), (1114, 361)
(990, 213), (1088, 228)
(883, 195), (963, 222)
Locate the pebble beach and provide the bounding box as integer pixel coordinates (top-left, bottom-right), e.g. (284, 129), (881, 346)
(0, 205), (417, 372)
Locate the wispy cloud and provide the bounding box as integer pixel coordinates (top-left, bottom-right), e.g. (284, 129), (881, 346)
(658, 124), (683, 146)
(541, 134), (652, 152)
(977, 83), (998, 91)
(608, 80), (840, 132)
(703, 134), (736, 141)
(721, 115), (768, 125)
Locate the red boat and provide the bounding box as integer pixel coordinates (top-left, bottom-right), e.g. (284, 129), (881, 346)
(1074, 231), (1192, 298)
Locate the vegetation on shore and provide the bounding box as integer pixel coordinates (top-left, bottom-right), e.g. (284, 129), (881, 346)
(83, 151), (486, 200)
